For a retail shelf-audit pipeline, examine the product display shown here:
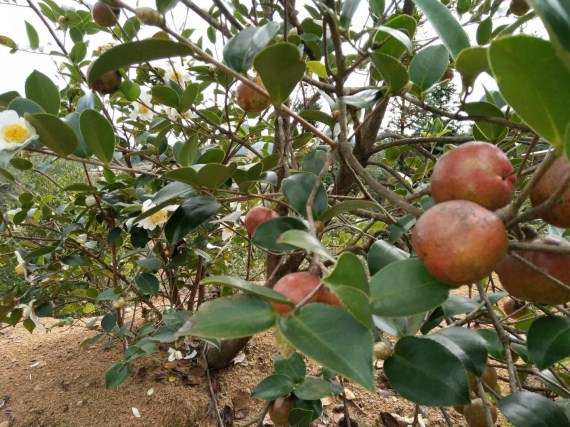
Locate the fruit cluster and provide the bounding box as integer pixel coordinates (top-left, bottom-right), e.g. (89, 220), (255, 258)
(412, 141), (570, 305)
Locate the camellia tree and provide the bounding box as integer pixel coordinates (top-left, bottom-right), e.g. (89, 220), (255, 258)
(1, 0), (570, 424)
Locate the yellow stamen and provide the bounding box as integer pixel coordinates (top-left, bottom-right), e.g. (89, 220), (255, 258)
(140, 105), (150, 114)
(15, 264), (26, 275)
(3, 124), (29, 144)
(150, 210), (167, 224)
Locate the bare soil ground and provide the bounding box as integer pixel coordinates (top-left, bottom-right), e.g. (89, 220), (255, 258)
(0, 314), (474, 427)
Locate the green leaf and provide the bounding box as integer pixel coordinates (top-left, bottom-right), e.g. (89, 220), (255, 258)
(375, 15), (417, 58)
(279, 304), (375, 391)
(369, 0), (385, 17)
(0, 35), (18, 52)
(156, 0), (178, 13)
(79, 109), (116, 163)
(426, 327), (488, 377)
(222, 22), (280, 73)
(289, 409), (314, 427)
(409, 44), (449, 93)
(301, 150), (328, 174)
(179, 83), (199, 112)
(135, 273), (160, 295)
(101, 312), (117, 332)
(323, 252), (368, 293)
(340, 0), (361, 28)
(25, 21), (39, 50)
(251, 374), (295, 400)
(498, 392), (570, 427)
(0, 91), (20, 111)
(456, 46), (490, 87)
(152, 181), (195, 205)
(252, 216), (309, 251)
(527, 316), (570, 370)
(475, 328), (505, 360)
(26, 113), (78, 156)
(105, 362), (129, 389)
(384, 336), (470, 406)
(306, 61), (327, 79)
(165, 196), (220, 243)
(367, 240), (409, 276)
(70, 41), (87, 63)
(489, 35), (570, 148)
(274, 352), (306, 383)
(339, 89), (384, 109)
(319, 200), (380, 223)
(164, 163), (237, 190)
(464, 101), (507, 143)
(328, 286), (372, 328)
(412, 0), (470, 59)
(151, 85), (179, 108)
(527, 0), (570, 72)
(369, 50), (409, 94)
(294, 376), (337, 400)
(177, 294), (276, 339)
(370, 258), (449, 317)
(201, 276), (293, 306)
(476, 17), (492, 46)
(253, 43), (305, 105)
(64, 112), (92, 158)
(87, 40), (193, 87)
(120, 80), (141, 102)
(25, 70), (60, 115)
(281, 173), (328, 219)
(299, 110), (335, 128)
(375, 26), (413, 54)
(277, 230), (335, 262)
(8, 97), (44, 116)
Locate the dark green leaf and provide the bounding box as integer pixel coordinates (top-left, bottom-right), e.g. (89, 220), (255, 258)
(409, 44), (449, 93)
(223, 22), (280, 73)
(370, 258), (449, 317)
(251, 374), (295, 400)
(294, 376), (337, 400)
(177, 294), (276, 339)
(328, 286), (372, 328)
(104, 362), (129, 389)
(369, 0), (385, 17)
(253, 43), (305, 105)
(165, 196), (220, 243)
(340, 0), (361, 28)
(475, 328), (505, 360)
(489, 35), (570, 148)
(79, 109), (116, 163)
(152, 181), (195, 205)
(323, 252), (368, 293)
(498, 392), (570, 427)
(301, 150), (328, 174)
(384, 336), (470, 406)
(426, 327), (488, 376)
(87, 40), (193, 86)
(277, 230), (334, 261)
(281, 173), (328, 218)
(464, 101), (507, 143)
(26, 113), (78, 156)
(156, 0), (178, 13)
(412, 0), (470, 59)
(279, 304), (375, 391)
(289, 409), (314, 427)
(252, 217), (309, 251)
(367, 240), (409, 276)
(164, 163), (237, 190)
(476, 17), (492, 46)
(527, 316), (570, 370)
(25, 70), (60, 115)
(65, 112), (92, 158)
(151, 85), (179, 108)
(375, 26), (413, 53)
(7, 97), (44, 115)
(135, 273), (160, 295)
(369, 50), (409, 94)
(274, 352), (306, 383)
(201, 276), (293, 305)
(319, 200), (380, 223)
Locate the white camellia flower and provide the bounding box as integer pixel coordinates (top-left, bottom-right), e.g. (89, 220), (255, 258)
(166, 107), (192, 122)
(126, 199), (178, 231)
(130, 91), (155, 121)
(16, 299), (43, 329)
(167, 347), (183, 362)
(165, 66), (191, 86)
(14, 251), (27, 278)
(0, 110), (39, 151)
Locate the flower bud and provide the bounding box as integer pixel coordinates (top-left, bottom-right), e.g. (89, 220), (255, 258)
(135, 7), (164, 26)
(85, 195), (97, 207)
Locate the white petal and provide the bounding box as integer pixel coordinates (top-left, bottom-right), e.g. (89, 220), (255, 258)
(131, 407), (141, 418)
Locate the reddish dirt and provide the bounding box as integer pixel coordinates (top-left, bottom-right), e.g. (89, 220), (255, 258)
(0, 313), (475, 427)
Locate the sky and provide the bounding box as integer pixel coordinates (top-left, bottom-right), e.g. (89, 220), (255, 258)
(0, 1), (542, 103)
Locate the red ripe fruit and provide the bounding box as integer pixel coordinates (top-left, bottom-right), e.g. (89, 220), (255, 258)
(496, 234), (570, 305)
(529, 155), (570, 228)
(244, 205), (278, 236)
(431, 141), (516, 210)
(270, 272), (341, 314)
(412, 200), (508, 286)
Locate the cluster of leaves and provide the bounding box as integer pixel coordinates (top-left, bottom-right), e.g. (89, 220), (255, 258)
(0, 0), (569, 425)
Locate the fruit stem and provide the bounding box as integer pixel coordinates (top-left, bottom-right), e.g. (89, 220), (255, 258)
(475, 281), (522, 393)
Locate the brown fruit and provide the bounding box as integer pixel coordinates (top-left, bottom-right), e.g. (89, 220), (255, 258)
(243, 205), (278, 235)
(269, 396), (295, 426)
(502, 297), (528, 319)
(529, 155), (570, 228)
(236, 75), (271, 113)
(412, 200), (508, 286)
(92, 1), (119, 27)
(431, 141), (516, 210)
(468, 366), (498, 394)
(463, 398), (498, 427)
(496, 234), (570, 305)
(271, 272), (340, 313)
(440, 68), (455, 82)
(88, 61), (122, 95)
(509, 0), (530, 16)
